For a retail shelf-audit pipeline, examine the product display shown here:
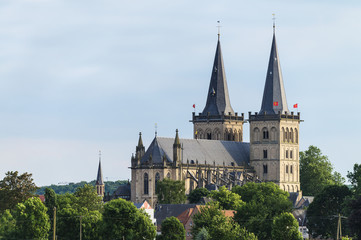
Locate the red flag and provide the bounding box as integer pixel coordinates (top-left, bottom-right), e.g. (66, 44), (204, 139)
(193, 104), (195, 109)
(273, 101), (279, 106)
(293, 103), (298, 108)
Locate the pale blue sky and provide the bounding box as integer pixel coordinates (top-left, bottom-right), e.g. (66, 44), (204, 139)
(0, 0), (360, 186)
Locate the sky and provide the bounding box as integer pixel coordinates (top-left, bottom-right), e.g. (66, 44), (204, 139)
(0, 0), (360, 186)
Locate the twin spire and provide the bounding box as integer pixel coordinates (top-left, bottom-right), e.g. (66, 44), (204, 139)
(201, 20), (289, 116)
(201, 35), (234, 116)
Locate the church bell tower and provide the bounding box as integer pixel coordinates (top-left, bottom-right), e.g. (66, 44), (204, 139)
(249, 25), (301, 193)
(191, 33), (244, 141)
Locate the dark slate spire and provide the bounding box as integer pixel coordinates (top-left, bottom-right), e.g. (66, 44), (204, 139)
(174, 129), (180, 146)
(96, 151), (104, 185)
(201, 36), (234, 116)
(259, 31), (289, 115)
(137, 132), (143, 149)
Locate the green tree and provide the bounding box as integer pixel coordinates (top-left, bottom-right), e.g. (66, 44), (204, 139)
(195, 227), (210, 240)
(0, 210), (16, 238)
(191, 204), (257, 240)
(44, 188), (57, 218)
(156, 178), (186, 204)
(158, 216), (185, 240)
(188, 188), (210, 204)
(347, 163), (361, 196)
(271, 212), (302, 240)
(209, 186), (244, 210)
(0, 171), (38, 212)
(73, 184), (102, 211)
(232, 182), (292, 240)
(101, 198), (156, 240)
(11, 197), (50, 239)
(307, 185), (352, 239)
(347, 195), (361, 240)
(300, 145), (344, 196)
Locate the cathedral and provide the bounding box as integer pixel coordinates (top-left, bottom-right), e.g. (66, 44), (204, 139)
(130, 25), (301, 206)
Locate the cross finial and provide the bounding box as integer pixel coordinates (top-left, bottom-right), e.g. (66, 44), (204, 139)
(272, 13), (276, 33)
(217, 21), (221, 40)
(99, 150), (101, 161)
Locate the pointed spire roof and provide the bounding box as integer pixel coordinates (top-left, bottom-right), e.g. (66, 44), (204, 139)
(259, 31), (289, 115)
(138, 132), (143, 147)
(201, 36), (234, 116)
(174, 129), (180, 146)
(96, 151), (104, 185)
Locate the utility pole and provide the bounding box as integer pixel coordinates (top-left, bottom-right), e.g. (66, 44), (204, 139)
(53, 207), (56, 240)
(79, 216), (83, 240)
(336, 213), (342, 240)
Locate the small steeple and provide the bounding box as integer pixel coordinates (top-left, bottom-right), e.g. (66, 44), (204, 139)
(259, 25), (289, 115)
(201, 33), (234, 116)
(96, 151), (104, 185)
(174, 129), (180, 146)
(137, 132), (143, 148)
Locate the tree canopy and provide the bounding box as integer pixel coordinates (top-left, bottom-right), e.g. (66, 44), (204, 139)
(300, 145), (344, 196)
(156, 178), (186, 204)
(101, 198), (156, 240)
(306, 185), (352, 239)
(0, 171), (38, 212)
(347, 163), (361, 196)
(271, 212), (302, 240)
(232, 182), (292, 240)
(209, 186), (244, 210)
(158, 216), (185, 240)
(188, 188), (210, 204)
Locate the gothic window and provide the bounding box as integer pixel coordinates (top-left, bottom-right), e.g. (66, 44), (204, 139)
(155, 172), (160, 190)
(263, 150), (268, 159)
(286, 165), (289, 174)
(167, 172), (170, 179)
(144, 173), (149, 195)
(214, 128), (220, 140)
(263, 164), (268, 174)
(286, 128), (290, 142)
(290, 165), (293, 174)
(207, 133), (212, 140)
(290, 150), (293, 159)
(295, 129), (298, 143)
(262, 128), (269, 139)
(282, 127), (286, 142)
(253, 128), (260, 142)
(290, 128), (294, 143)
(286, 150), (289, 158)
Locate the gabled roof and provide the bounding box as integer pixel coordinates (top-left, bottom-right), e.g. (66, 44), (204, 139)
(140, 137), (250, 166)
(259, 32), (289, 115)
(201, 37), (234, 116)
(155, 204), (197, 230)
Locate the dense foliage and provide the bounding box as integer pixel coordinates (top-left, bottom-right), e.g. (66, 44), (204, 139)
(188, 188), (210, 204)
(37, 180), (128, 195)
(271, 212), (302, 240)
(158, 216), (185, 240)
(300, 145), (344, 196)
(191, 204), (257, 240)
(101, 198), (156, 240)
(209, 186), (244, 210)
(232, 182), (292, 240)
(156, 178), (187, 204)
(347, 163), (361, 196)
(0, 171), (38, 212)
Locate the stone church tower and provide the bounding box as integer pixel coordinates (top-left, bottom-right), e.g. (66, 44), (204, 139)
(248, 28), (301, 192)
(191, 34), (244, 142)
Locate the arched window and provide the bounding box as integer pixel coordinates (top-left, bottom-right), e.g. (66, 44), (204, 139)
(262, 128), (269, 139)
(286, 165), (289, 174)
(295, 129), (298, 143)
(290, 150), (293, 159)
(214, 128), (220, 140)
(290, 165), (293, 174)
(263, 164), (268, 174)
(253, 128), (260, 142)
(282, 127), (286, 142)
(263, 150), (268, 159)
(271, 127), (277, 141)
(155, 172), (160, 190)
(206, 129), (212, 140)
(286, 150), (289, 158)
(290, 128), (294, 143)
(166, 172), (170, 179)
(286, 128), (290, 142)
(144, 173), (149, 195)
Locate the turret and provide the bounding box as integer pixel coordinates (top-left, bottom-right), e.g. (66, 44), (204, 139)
(96, 151), (105, 197)
(173, 129), (181, 167)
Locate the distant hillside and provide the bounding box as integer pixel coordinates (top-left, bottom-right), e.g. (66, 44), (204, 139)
(36, 180), (128, 195)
